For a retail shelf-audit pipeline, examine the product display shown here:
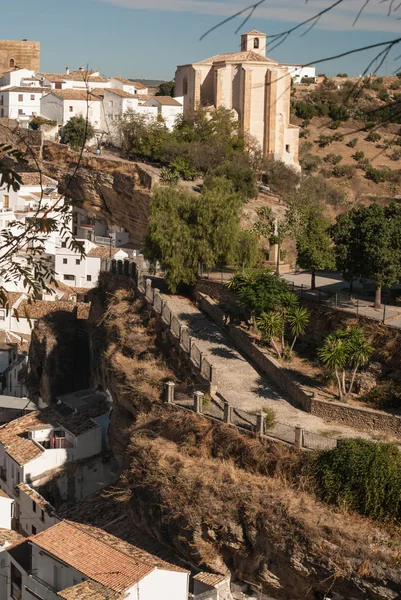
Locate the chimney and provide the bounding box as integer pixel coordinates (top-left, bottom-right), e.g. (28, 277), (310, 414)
(65, 66), (70, 75)
(79, 66), (84, 72)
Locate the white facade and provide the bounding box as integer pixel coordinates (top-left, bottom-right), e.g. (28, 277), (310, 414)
(0, 87), (46, 120)
(41, 91), (102, 128)
(0, 68), (36, 88)
(0, 492), (13, 529)
(109, 77), (147, 96)
(144, 96), (183, 130)
(16, 485), (59, 537)
(281, 64), (316, 82)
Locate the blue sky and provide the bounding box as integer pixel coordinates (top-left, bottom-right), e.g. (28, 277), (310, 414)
(2, 0), (401, 79)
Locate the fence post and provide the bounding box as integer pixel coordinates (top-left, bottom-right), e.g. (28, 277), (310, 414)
(383, 303), (387, 324)
(123, 260), (129, 277)
(256, 412), (265, 437)
(194, 391), (204, 414)
(209, 364), (218, 392)
(145, 278), (152, 301)
(154, 288), (161, 309)
(295, 425), (304, 449)
(117, 260), (123, 275)
(111, 259), (117, 274)
(165, 381), (175, 404)
(223, 403), (232, 424)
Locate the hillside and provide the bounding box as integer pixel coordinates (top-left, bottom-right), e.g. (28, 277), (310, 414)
(291, 75), (401, 202)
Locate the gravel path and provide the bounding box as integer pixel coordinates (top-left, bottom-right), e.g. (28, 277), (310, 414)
(161, 293), (372, 440)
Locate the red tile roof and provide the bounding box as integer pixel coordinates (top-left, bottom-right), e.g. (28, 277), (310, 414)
(33, 521), (155, 593)
(196, 50), (277, 65)
(57, 580), (123, 600)
(106, 88), (136, 99)
(18, 172), (58, 186)
(193, 572), (228, 587)
(48, 90), (101, 102)
(150, 96), (181, 106)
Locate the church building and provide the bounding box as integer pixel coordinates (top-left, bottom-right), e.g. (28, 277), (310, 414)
(175, 30), (299, 169)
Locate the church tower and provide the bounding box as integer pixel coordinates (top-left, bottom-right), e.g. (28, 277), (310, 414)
(240, 30), (267, 57)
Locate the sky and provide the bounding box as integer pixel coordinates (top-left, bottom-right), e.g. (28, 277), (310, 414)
(2, 0), (401, 79)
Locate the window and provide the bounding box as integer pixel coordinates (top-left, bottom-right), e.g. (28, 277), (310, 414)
(286, 144), (290, 153)
(9, 58), (15, 68)
(61, 241), (67, 248)
(63, 258), (67, 264)
(3, 195), (9, 209)
(32, 500), (36, 513)
(64, 274), (74, 281)
(87, 275), (92, 282)
(32, 525), (36, 535)
(16, 472), (20, 484)
(55, 82), (62, 90)
(11, 463), (14, 480)
(75, 259), (80, 265)
(40, 509), (45, 522)
(183, 77), (188, 95)
(18, 109), (23, 115)
(18, 94), (23, 102)
(254, 37), (260, 49)
(54, 566), (61, 591)
(30, 94), (35, 101)
(109, 100), (113, 108)
(69, 106), (73, 112)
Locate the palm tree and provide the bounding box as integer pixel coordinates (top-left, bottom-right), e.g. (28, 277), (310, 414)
(346, 327), (373, 397)
(318, 333), (348, 400)
(256, 312), (282, 358)
(287, 305), (310, 355)
(277, 292), (299, 352)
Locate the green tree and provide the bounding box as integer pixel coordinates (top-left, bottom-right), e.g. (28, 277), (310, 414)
(330, 203), (401, 308)
(61, 115), (95, 151)
(255, 312), (282, 358)
(119, 111), (169, 162)
(318, 327), (373, 400)
(234, 231), (261, 271)
(204, 157), (257, 200)
(287, 306), (310, 355)
(144, 178), (242, 292)
(296, 210), (335, 289)
(156, 81), (175, 97)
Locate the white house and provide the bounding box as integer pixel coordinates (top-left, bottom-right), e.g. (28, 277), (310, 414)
(144, 96), (183, 130)
(40, 89), (102, 128)
(15, 483), (60, 536)
(0, 330), (29, 398)
(281, 64), (316, 82)
(0, 528), (23, 600)
(110, 76), (149, 96)
(0, 67), (37, 88)
(0, 390), (111, 500)
(0, 489), (14, 529)
(38, 67), (110, 91)
(0, 396), (36, 424)
(6, 519), (189, 600)
(0, 86), (48, 120)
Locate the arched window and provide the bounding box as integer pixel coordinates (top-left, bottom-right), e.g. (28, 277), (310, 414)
(253, 38), (260, 49)
(183, 76), (188, 95)
(9, 58), (15, 68)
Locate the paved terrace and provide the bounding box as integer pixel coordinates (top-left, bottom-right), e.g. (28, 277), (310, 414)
(161, 293), (372, 440)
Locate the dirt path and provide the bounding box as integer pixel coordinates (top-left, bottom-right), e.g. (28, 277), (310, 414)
(161, 293), (373, 440)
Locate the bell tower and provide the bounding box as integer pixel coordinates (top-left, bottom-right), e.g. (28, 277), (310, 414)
(240, 30), (267, 57)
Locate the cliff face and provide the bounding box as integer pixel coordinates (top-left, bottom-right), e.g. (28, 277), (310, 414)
(86, 273), (401, 600)
(40, 142), (154, 245)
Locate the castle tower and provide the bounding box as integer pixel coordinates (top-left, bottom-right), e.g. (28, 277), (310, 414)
(0, 40), (40, 72)
(240, 30), (267, 57)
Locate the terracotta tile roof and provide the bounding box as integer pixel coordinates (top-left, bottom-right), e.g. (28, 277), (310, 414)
(18, 172), (58, 186)
(0, 331), (17, 352)
(58, 580), (123, 600)
(244, 29), (266, 36)
(87, 246), (120, 259)
(39, 72), (109, 83)
(106, 88), (136, 99)
(3, 292), (23, 308)
(49, 89), (101, 101)
(196, 50), (277, 65)
(0, 528), (23, 546)
(17, 300), (90, 320)
(33, 521), (155, 593)
(150, 96), (181, 106)
(17, 483), (56, 514)
(193, 572), (228, 587)
(0, 398), (109, 465)
(5, 87), (49, 93)
(112, 76), (139, 87)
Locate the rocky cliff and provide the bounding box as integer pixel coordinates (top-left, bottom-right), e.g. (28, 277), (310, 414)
(85, 273), (401, 600)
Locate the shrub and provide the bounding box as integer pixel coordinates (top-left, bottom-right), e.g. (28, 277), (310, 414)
(363, 381), (401, 409)
(332, 164), (355, 178)
(299, 128), (310, 138)
(29, 116), (57, 130)
(300, 154), (321, 174)
(170, 156), (198, 180)
(397, 72), (401, 79)
(389, 149), (401, 161)
(364, 122), (376, 131)
(160, 166), (180, 185)
(323, 153), (342, 165)
(328, 104), (350, 122)
(365, 132), (381, 142)
(357, 158), (371, 171)
(390, 80), (401, 90)
(314, 439), (401, 520)
(315, 102), (330, 117)
(295, 102), (316, 120)
(264, 408), (275, 429)
(318, 135), (332, 148)
(353, 151), (365, 161)
(365, 166), (389, 183)
(346, 138), (358, 148)
(332, 132), (344, 142)
(301, 77), (316, 84)
(336, 73), (348, 78)
(394, 137), (401, 146)
(329, 120), (341, 130)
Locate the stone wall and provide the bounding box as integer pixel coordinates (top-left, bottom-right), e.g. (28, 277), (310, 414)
(0, 40), (40, 72)
(198, 292), (401, 438)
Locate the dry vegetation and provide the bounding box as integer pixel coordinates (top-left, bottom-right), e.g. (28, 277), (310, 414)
(89, 274), (401, 600)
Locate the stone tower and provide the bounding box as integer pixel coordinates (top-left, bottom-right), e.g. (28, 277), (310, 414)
(240, 30), (267, 57)
(0, 40), (40, 72)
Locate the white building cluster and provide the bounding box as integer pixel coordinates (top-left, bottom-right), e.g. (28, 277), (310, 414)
(0, 65), (184, 138)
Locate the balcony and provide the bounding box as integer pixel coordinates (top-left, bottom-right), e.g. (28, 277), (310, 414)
(26, 571), (60, 599)
(0, 466), (6, 481)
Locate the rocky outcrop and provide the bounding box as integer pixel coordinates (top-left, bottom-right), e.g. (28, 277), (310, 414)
(41, 142), (154, 245)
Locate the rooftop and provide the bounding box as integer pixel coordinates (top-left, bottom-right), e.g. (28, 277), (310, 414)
(193, 572), (228, 587)
(87, 246), (121, 259)
(106, 87), (137, 99)
(17, 483), (56, 513)
(57, 580), (123, 600)
(18, 172), (58, 187)
(0, 331), (17, 352)
(48, 89), (101, 102)
(150, 96), (182, 106)
(195, 50), (277, 65)
(39, 71), (109, 83)
(0, 395), (36, 411)
(0, 395), (109, 465)
(4, 87), (49, 93)
(32, 520), (156, 593)
(17, 299), (90, 320)
(111, 76), (145, 88)
(243, 29), (266, 36)
(0, 528), (23, 547)
(58, 388), (109, 412)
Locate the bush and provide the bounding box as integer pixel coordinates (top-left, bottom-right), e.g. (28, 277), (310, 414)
(328, 104), (350, 121)
(363, 381), (401, 409)
(299, 128), (310, 138)
(160, 166), (180, 184)
(364, 122), (376, 131)
(397, 72), (401, 79)
(170, 156), (198, 180)
(318, 135), (332, 148)
(294, 102), (316, 120)
(329, 120), (341, 130)
(29, 116), (57, 130)
(314, 439), (401, 520)
(353, 151), (365, 161)
(365, 166), (389, 183)
(301, 77), (316, 84)
(336, 73), (348, 78)
(323, 153), (342, 165)
(346, 138), (358, 148)
(390, 80), (401, 90)
(332, 164), (355, 178)
(61, 115), (95, 151)
(332, 132), (344, 142)
(365, 132), (381, 142)
(357, 158), (371, 171)
(389, 149), (401, 161)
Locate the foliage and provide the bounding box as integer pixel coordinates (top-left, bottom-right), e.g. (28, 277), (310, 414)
(365, 131), (381, 143)
(346, 138), (358, 148)
(160, 166), (180, 185)
(144, 179), (242, 292)
(323, 153), (342, 165)
(29, 116), (57, 130)
(204, 156), (257, 200)
(155, 81), (175, 97)
(328, 104), (349, 121)
(234, 231), (261, 270)
(332, 164), (355, 178)
(363, 380), (401, 410)
(330, 203), (401, 306)
(389, 148), (401, 161)
(294, 102), (316, 120)
(169, 156), (198, 180)
(251, 206), (274, 238)
(318, 135), (332, 148)
(365, 166), (390, 183)
(314, 439), (401, 521)
(119, 111), (169, 162)
(61, 115), (95, 151)
(353, 151), (365, 161)
(262, 159), (300, 196)
(318, 327), (373, 400)
(296, 209), (335, 289)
